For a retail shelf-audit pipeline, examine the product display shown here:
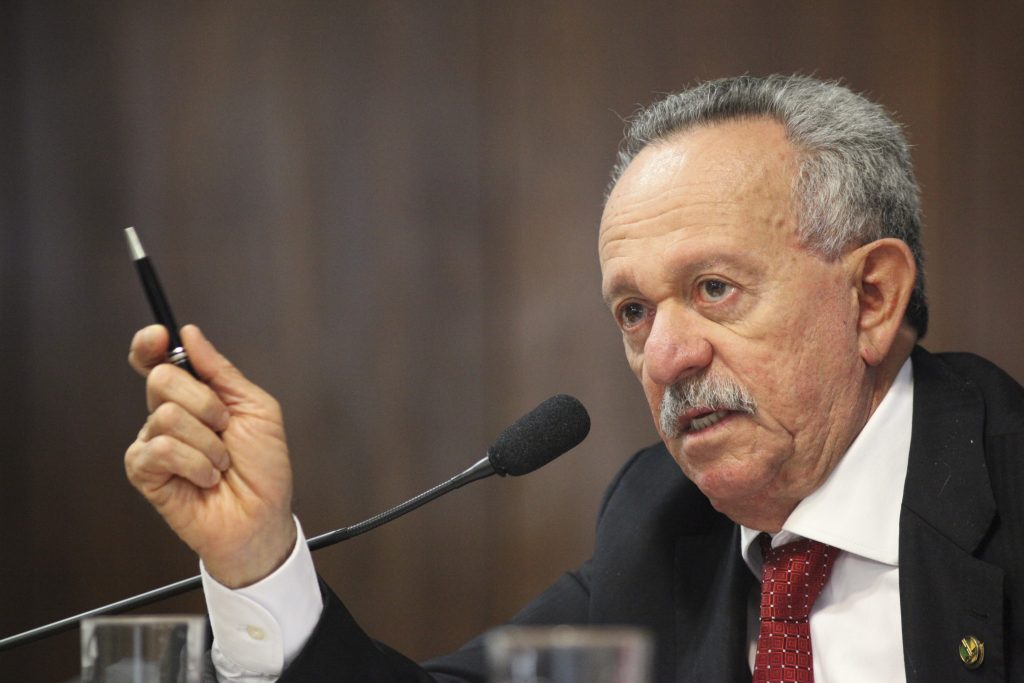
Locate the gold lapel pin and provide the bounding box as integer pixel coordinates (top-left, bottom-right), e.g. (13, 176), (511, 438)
(959, 635), (985, 669)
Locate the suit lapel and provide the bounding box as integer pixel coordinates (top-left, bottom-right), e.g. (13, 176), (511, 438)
(673, 523), (753, 683)
(900, 348), (1004, 682)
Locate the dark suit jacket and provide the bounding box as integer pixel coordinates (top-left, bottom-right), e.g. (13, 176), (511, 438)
(277, 348), (1024, 682)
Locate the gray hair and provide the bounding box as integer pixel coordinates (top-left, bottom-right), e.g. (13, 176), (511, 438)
(609, 75), (928, 337)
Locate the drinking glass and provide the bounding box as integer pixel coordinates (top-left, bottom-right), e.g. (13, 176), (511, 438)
(486, 625), (652, 683)
(80, 615), (206, 683)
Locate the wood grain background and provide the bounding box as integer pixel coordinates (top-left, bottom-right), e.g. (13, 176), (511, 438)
(1, 1), (1021, 679)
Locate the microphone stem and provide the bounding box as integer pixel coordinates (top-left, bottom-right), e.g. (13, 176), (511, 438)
(0, 457), (496, 652)
(0, 575), (203, 652)
(308, 456), (494, 551)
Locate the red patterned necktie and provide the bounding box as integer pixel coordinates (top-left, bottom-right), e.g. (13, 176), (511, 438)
(753, 536), (838, 683)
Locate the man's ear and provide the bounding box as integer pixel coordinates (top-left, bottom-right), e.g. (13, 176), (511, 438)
(847, 238), (917, 366)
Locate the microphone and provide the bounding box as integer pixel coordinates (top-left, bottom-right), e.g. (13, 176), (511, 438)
(0, 394), (590, 652)
(488, 393), (591, 476)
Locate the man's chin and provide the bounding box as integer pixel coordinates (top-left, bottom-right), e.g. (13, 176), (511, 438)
(673, 454), (779, 512)
(703, 465), (806, 530)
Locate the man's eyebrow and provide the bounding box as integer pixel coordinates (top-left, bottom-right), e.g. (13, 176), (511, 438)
(684, 255), (761, 276)
(601, 275), (637, 307)
(601, 253), (763, 307)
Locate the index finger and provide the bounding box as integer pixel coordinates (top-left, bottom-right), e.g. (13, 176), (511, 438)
(128, 325), (171, 377)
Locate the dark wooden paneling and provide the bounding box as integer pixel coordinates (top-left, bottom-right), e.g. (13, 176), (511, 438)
(2, 1), (1021, 679)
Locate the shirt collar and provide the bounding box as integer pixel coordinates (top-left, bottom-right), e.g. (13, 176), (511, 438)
(740, 358), (914, 572)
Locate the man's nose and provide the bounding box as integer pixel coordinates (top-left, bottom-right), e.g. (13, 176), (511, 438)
(643, 308), (713, 386)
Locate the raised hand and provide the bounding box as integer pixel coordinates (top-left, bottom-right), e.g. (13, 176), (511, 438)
(125, 324), (297, 588)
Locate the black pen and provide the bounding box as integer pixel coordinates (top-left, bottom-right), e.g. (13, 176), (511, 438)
(124, 227), (199, 379)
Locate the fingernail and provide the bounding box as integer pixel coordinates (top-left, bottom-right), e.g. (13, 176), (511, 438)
(207, 468), (222, 487)
(217, 411), (231, 433)
(217, 452), (231, 472)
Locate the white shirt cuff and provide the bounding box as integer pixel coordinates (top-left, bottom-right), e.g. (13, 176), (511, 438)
(201, 517), (323, 677)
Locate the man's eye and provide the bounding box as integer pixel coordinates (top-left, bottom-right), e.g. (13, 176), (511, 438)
(617, 302), (648, 328)
(700, 279), (733, 301)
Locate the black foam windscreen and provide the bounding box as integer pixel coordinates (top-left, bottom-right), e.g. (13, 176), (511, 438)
(487, 394), (590, 476)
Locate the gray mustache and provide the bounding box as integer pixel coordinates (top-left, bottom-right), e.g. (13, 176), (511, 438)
(659, 373), (757, 437)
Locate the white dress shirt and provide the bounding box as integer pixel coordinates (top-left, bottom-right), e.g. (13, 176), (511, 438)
(740, 358), (913, 682)
(206, 360), (914, 682)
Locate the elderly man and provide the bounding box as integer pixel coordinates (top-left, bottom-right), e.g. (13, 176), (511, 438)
(126, 75), (1024, 682)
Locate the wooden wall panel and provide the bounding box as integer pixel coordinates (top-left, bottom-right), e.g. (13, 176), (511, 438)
(1, 1), (1021, 679)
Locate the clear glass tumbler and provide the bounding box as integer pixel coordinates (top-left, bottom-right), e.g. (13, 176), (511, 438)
(486, 625), (652, 683)
(80, 615), (206, 683)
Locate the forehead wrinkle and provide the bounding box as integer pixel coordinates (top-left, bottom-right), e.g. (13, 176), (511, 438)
(603, 177), (727, 226)
(599, 196), (735, 260)
(601, 200), (777, 270)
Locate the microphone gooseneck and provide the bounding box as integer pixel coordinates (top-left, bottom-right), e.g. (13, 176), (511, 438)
(310, 393), (590, 548)
(0, 394), (590, 652)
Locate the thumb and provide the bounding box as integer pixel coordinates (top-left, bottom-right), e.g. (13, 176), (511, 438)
(180, 325), (271, 409)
